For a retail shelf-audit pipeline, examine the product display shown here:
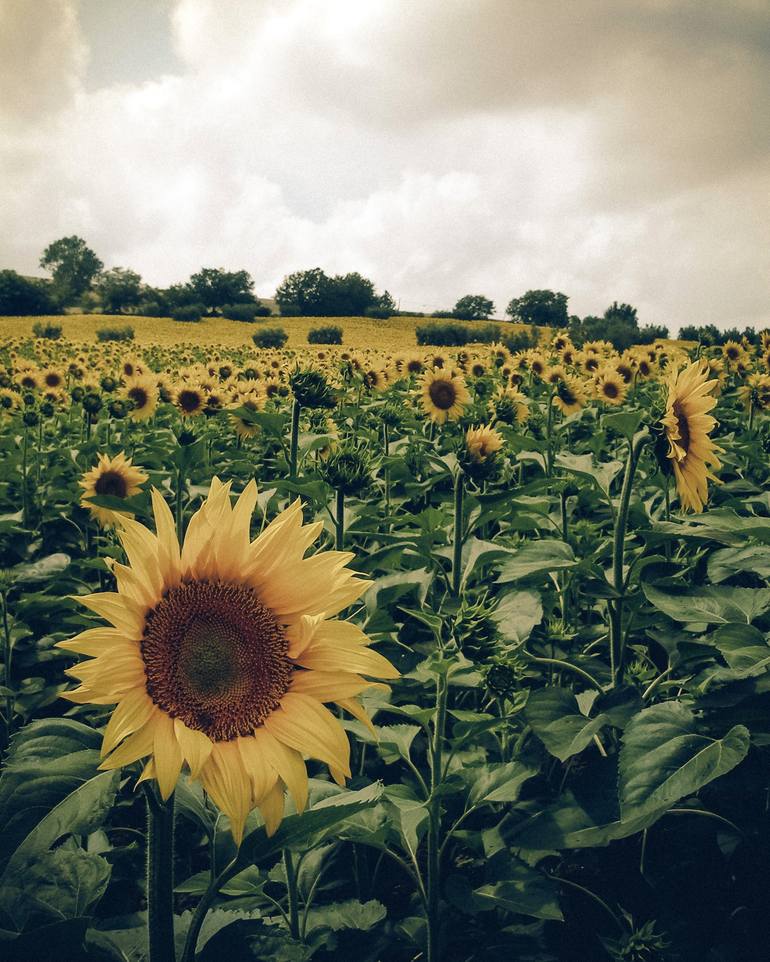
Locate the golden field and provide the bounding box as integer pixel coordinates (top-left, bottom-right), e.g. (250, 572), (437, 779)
(0, 313), (532, 349)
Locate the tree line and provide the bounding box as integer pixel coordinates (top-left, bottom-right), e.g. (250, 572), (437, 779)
(4, 234), (758, 349)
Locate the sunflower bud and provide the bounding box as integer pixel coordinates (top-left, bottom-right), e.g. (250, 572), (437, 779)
(290, 369), (336, 409)
(22, 409), (39, 428)
(82, 391), (103, 415)
(71, 386), (85, 403)
(484, 660), (519, 699)
(319, 446), (371, 496)
(453, 592), (499, 662)
(108, 399), (129, 419)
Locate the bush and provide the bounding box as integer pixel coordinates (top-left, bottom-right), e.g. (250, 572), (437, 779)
(0, 270), (61, 316)
(252, 327), (288, 349)
(501, 326), (540, 353)
(96, 324), (135, 342)
(416, 322), (470, 346)
(364, 306), (392, 320)
(472, 324), (501, 344)
(137, 300), (167, 318)
(307, 325), (343, 345)
(32, 320), (63, 340)
(171, 304), (204, 323)
(431, 310), (456, 319)
(223, 302), (271, 322)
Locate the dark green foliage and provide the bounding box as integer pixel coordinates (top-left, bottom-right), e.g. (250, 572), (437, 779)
(188, 268), (256, 312)
(501, 325), (540, 353)
(96, 324), (135, 342)
(275, 268), (384, 317)
(415, 322), (500, 345)
(307, 325), (343, 344)
(506, 289), (569, 327)
(223, 302), (271, 322)
(95, 267), (142, 314)
(290, 368), (336, 408)
(171, 304), (205, 323)
(453, 294), (495, 320)
(31, 320), (63, 339)
(252, 327), (288, 348)
(679, 323), (762, 346)
(39, 235), (103, 303)
(0, 271), (61, 316)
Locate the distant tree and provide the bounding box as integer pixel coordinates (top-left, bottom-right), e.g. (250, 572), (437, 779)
(678, 325), (700, 342)
(163, 283), (199, 310)
(188, 268), (255, 313)
(603, 301), (638, 325)
(366, 289), (396, 319)
(0, 270), (60, 315)
(275, 268), (334, 316)
(638, 323), (669, 343)
(327, 272), (377, 316)
(453, 294), (494, 320)
(506, 289), (568, 328)
(39, 236), (103, 303)
(96, 267), (143, 314)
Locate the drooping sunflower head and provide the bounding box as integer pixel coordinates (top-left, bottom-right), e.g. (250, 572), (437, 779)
(230, 392), (265, 438)
(660, 360), (722, 512)
(59, 479), (398, 843)
(420, 369), (470, 424)
(123, 375), (159, 421)
(552, 376), (586, 415)
(465, 424), (504, 463)
(489, 386), (529, 426)
(79, 451), (149, 527)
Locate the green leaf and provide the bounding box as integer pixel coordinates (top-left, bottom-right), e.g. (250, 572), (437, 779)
(492, 590), (543, 644)
(467, 762), (539, 806)
(707, 545), (770, 584)
(473, 859), (563, 921)
(10, 554), (70, 584)
(497, 541), (577, 584)
(554, 451), (623, 498)
(525, 688), (607, 761)
(602, 410), (645, 442)
(643, 583), (770, 625)
(618, 702), (750, 818)
(304, 898), (386, 934)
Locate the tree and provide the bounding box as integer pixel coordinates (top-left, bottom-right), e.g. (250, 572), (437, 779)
(453, 294), (494, 320)
(327, 272), (377, 316)
(603, 301), (638, 325)
(95, 267), (143, 314)
(506, 290), (568, 328)
(0, 270), (60, 315)
(275, 268), (334, 316)
(188, 268), (255, 313)
(39, 236), (103, 303)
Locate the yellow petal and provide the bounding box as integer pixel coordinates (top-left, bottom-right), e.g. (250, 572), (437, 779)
(337, 697), (377, 738)
(153, 713), (183, 800)
(101, 688), (155, 757)
(257, 780), (286, 837)
(252, 728), (308, 813)
(100, 717), (156, 769)
(289, 670), (373, 701)
(57, 627), (134, 655)
(72, 592), (145, 636)
(199, 741), (251, 846)
(173, 719), (213, 779)
(237, 735), (279, 801)
(264, 693), (351, 776)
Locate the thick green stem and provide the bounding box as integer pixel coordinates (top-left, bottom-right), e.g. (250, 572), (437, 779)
(426, 672), (448, 962)
(2, 590), (12, 733)
(451, 471), (464, 596)
(383, 422), (390, 517)
(609, 432), (647, 687)
(146, 791), (176, 962)
(21, 425), (29, 528)
(545, 389), (555, 477)
(283, 849), (301, 941)
(335, 488), (345, 551)
(289, 399), (301, 477)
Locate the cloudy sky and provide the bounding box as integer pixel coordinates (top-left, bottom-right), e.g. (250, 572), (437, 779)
(1, 0), (768, 329)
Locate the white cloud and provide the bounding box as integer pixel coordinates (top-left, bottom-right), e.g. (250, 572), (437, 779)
(0, 0), (768, 330)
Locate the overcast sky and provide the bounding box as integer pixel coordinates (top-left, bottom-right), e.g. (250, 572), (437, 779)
(1, 0), (768, 329)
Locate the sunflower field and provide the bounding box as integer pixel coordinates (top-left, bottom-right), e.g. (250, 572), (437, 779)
(1, 326), (770, 962)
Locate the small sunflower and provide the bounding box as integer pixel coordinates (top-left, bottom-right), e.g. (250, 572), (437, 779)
(595, 369), (627, 406)
(465, 425), (504, 462)
(660, 360), (722, 512)
(59, 479), (398, 842)
(79, 452), (149, 528)
(230, 392), (265, 439)
(420, 369), (470, 424)
(123, 375), (159, 421)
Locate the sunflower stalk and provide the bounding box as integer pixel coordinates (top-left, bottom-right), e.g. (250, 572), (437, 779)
(335, 488), (345, 551)
(146, 786), (176, 962)
(1, 588), (13, 736)
(289, 399), (301, 477)
(426, 669), (449, 962)
(451, 470), (464, 596)
(609, 430), (649, 687)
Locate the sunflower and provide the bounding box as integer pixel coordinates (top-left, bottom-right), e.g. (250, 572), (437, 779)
(721, 340), (746, 366)
(489, 386), (529, 425)
(595, 369), (627, 406)
(465, 425), (504, 462)
(230, 393), (264, 439)
(552, 376), (586, 415)
(660, 361), (722, 512)
(79, 452), (149, 527)
(123, 375), (158, 421)
(738, 373), (770, 412)
(174, 383), (207, 417)
(59, 479), (397, 842)
(420, 369), (470, 424)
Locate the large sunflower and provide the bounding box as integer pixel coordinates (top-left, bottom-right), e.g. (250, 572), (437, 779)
(59, 479), (398, 842)
(420, 369), (470, 424)
(660, 361), (722, 512)
(79, 452), (149, 527)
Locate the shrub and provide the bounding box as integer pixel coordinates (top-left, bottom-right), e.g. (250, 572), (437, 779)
(501, 326), (540, 353)
(364, 306), (392, 320)
(223, 302), (271, 322)
(431, 310), (455, 319)
(32, 320), (63, 340)
(307, 325), (343, 344)
(137, 300), (167, 318)
(171, 304), (204, 323)
(472, 324), (501, 344)
(96, 324), (135, 342)
(416, 322), (470, 346)
(252, 327), (288, 349)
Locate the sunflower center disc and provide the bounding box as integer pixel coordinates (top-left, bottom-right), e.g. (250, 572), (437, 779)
(94, 469), (129, 498)
(429, 380), (456, 410)
(142, 581), (292, 740)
